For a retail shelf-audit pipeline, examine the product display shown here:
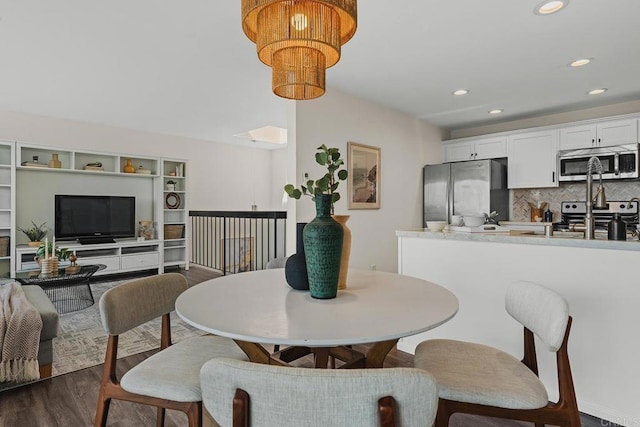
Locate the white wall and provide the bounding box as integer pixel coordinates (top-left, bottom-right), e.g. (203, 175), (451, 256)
(288, 90), (444, 272)
(269, 147), (289, 211)
(0, 109), (280, 211)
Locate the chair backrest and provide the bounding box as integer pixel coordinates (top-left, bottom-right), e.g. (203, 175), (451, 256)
(99, 273), (188, 335)
(505, 280), (569, 352)
(201, 358), (438, 427)
(265, 257), (288, 269)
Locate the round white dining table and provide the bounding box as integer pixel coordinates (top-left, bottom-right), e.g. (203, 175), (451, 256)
(175, 268), (458, 368)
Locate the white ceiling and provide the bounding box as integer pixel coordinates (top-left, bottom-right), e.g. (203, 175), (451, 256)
(1, 1), (639, 148)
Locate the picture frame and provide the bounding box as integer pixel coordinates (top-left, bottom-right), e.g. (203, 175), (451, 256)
(221, 237), (255, 274)
(347, 142), (380, 209)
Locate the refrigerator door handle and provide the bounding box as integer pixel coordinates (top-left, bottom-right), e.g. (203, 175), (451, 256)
(446, 174), (453, 223)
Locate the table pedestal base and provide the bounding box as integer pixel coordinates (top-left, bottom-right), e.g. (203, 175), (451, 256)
(234, 339), (399, 369)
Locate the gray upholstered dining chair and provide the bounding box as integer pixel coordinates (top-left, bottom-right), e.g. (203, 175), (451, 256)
(265, 257), (288, 269)
(414, 280), (580, 427)
(94, 273), (248, 427)
(200, 357), (439, 427)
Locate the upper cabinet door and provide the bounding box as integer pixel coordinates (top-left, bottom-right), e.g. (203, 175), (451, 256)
(443, 140), (474, 162)
(559, 118), (638, 150)
(443, 136), (506, 162)
(559, 124), (597, 150)
(596, 119), (638, 147)
(474, 136), (507, 160)
(507, 130), (559, 189)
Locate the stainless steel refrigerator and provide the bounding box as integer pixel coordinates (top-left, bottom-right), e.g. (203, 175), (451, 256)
(423, 159), (509, 226)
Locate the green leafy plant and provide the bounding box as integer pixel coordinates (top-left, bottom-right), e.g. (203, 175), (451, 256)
(36, 242), (71, 261)
(17, 221), (48, 242)
(284, 144), (348, 214)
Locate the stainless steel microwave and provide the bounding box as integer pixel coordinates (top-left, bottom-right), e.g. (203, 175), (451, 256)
(558, 143), (639, 181)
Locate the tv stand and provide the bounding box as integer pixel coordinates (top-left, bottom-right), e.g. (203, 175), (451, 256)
(16, 239), (161, 276)
(78, 237), (116, 245)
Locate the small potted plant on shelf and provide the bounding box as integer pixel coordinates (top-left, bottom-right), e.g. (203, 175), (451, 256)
(35, 242), (71, 275)
(35, 243), (71, 262)
(166, 180), (176, 191)
(17, 221), (48, 247)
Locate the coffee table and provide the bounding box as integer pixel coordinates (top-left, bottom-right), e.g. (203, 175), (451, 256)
(12, 264), (105, 313)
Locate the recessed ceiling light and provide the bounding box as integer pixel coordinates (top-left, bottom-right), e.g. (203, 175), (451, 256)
(534, 0), (569, 15)
(452, 89), (469, 96)
(588, 88), (607, 95)
(570, 58), (591, 67)
(488, 109), (503, 115)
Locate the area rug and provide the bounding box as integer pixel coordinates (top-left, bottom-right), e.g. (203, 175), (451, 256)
(0, 278), (204, 392)
(52, 279), (205, 376)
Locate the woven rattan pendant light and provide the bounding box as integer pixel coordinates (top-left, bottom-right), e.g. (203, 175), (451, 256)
(242, 0), (357, 100)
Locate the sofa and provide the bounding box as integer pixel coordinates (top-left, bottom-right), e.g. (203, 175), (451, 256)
(22, 285), (59, 378)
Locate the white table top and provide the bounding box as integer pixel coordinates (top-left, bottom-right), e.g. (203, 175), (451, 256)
(175, 269), (459, 347)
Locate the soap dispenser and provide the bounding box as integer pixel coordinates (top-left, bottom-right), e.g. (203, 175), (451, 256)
(607, 213), (626, 241)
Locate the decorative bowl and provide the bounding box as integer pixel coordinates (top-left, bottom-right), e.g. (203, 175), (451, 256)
(463, 216), (485, 227)
(426, 221), (447, 232)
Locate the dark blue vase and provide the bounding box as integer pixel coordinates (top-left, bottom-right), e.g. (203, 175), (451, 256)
(284, 223), (309, 290)
(303, 194), (343, 299)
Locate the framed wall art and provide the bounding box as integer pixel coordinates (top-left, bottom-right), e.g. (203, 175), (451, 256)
(347, 142), (380, 209)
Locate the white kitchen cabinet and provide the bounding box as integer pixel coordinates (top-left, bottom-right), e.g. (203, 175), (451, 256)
(559, 118), (638, 150)
(507, 130), (558, 188)
(443, 136), (506, 162)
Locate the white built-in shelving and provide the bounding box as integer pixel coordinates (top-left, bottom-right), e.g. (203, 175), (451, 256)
(0, 141), (14, 273)
(160, 159), (189, 270)
(7, 142), (190, 277)
(17, 143), (159, 177)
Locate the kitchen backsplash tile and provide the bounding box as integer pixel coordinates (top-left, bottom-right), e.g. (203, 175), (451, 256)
(511, 181), (640, 222)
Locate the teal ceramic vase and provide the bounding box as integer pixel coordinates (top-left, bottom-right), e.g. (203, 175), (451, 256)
(303, 194), (344, 299)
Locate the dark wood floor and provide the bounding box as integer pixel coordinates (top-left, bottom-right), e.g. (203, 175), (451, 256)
(0, 266), (603, 426)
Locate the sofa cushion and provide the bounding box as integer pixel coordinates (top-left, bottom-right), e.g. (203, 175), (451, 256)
(22, 285), (59, 341)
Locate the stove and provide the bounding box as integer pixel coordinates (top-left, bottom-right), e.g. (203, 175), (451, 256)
(557, 200), (639, 232)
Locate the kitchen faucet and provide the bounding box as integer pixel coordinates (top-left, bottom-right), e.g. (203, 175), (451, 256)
(585, 156), (607, 240)
(627, 197), (640, 209)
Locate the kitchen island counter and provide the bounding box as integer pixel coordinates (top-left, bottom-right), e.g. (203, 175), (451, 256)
(397, 227), (640, 251)
(397, 229), (639, 425)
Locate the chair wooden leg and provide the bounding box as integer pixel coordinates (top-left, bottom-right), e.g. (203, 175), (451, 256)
(233, 389), (249, 427)
(156, 407), (166, 427)
(94, 397), (111, 427)
(378, 396), (396, 427)
(185, 401), (203, 427)
(435, 399), (451, 427)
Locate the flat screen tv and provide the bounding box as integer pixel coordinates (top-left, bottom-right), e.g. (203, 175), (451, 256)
(55, 195), (136, 244)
